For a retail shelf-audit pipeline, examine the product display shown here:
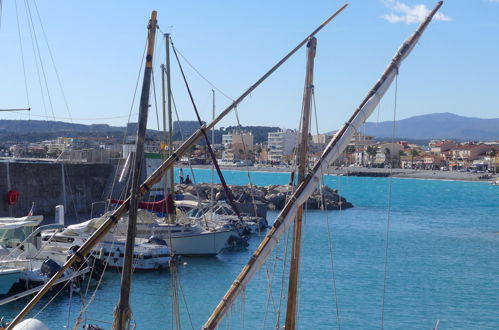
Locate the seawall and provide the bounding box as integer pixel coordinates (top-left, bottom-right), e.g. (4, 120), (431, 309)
(0, 161), (113, 218)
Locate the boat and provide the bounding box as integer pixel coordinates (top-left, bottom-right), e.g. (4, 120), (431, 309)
(107, 200), (245, 255)
(186, 201), (268, 235)
(0, 216), (101, 304)
(39, 216), (171, 270)
(0, 260), (25, 298)
(4, 2), (444, 327)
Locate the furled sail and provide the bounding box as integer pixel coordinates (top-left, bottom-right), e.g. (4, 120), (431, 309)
(203, 2), (444, 329)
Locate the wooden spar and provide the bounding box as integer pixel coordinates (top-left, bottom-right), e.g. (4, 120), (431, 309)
(5, 11), (158, 330)
(166, 33), (175, 211)
(202, 2), (443, 328)
(161, 63), (168, 206)
(133, 3), (347, 195)
(211, 89), (215, 206)
(285, 36), (316, 330)
(4, 6), (347, 327)
(113, 10), (157, 330)
(0, 108), (30, 111)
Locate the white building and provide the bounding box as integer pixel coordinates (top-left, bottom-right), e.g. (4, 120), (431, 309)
(267, 129), (297, 163)
(222, 131), (254, 160)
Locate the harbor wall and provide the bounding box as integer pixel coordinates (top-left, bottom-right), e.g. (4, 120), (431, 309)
(0, 162), (113, 219)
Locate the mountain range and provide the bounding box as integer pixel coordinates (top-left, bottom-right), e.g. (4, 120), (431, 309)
(361, 113), (499, 141)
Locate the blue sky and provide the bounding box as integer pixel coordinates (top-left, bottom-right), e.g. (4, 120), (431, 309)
(0, 0), (498, 134)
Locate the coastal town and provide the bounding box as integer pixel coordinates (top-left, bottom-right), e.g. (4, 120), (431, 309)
(2, 122), (498, 176)
(1, 1), (498, 329)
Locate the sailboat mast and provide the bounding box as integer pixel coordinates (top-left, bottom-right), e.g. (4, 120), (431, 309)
(211, 89), (215, 205)
(202, 2), (443, 328)
(113, 10), (157, 330)
(285, 36), (317, 330)
(4, 6), (348, 327)
(166, 33), (175, 206)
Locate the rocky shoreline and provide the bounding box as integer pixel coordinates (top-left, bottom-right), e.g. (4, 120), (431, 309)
(175, 183), (353, 211)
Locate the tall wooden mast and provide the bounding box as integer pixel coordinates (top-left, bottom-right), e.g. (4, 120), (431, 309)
(112, 10), (157, 330)
(161, 33), (175, 222)
(202, 3), (442, 328)
(285, 36), (317, 330)
(4, 6), (350, 328)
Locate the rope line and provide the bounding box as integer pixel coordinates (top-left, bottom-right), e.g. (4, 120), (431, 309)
(171, 44), (235, 102)
(380, 73), (399, 329)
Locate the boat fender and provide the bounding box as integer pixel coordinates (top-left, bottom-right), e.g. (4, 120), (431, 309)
(11, 318), (49, 330)
(147, 235), (168, 246)
(6, 190), (19, 205)
(40, 258), (62, 278)
(113, 248), (120, 263)
(89, 255), (105, 280)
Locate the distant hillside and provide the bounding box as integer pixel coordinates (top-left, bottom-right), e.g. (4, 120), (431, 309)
(0, 120), (280, 145)
(361, 113), (499, 141)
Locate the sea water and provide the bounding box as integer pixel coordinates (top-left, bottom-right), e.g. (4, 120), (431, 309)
(1, 169), (498, 329)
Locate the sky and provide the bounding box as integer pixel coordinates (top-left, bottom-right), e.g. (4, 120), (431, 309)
(0, 0), (498, 134)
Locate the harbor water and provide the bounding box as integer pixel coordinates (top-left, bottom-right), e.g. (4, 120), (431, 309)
(1, 168), (498, 329)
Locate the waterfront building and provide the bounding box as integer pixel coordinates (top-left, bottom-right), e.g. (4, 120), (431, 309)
(429, 139), (457, 155)
(267, 129), (297, 163)
(222, 131), (254, 160)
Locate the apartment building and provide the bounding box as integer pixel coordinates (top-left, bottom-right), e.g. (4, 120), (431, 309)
(267, 129), (297, 163)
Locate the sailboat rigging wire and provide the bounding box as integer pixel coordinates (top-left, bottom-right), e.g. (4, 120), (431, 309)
(202, 3), (443, 328)
(233, 106), (260, 230)
(380, 73), (399, 330)
(319, 176), (341, 329)
(24, 0), (56, 120)
(171, 39), (244, 221)
(313, 88), (341, 328)
(22, 0), (48, 120)
(32, 0), (73, 122)
(170, 44), (235, 102)
(275, 222), (292, 328)
(14, 0), (30, 108)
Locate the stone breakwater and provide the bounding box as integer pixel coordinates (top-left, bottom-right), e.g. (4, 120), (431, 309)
(175, 183), (353, 211)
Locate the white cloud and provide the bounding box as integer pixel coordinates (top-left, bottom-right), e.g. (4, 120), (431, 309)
(486, 0), (499, 3)
(381, 0), (452, 24)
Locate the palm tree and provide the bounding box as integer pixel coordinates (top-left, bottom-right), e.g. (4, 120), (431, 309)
(384, 147), (391, 167)
(488, 148), (497, 173)
(398, 150), (405, 168)
(411, 149), (420, 168)
(366, 145), (377, 165)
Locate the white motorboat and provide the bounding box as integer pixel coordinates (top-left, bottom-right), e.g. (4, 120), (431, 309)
(115, 210), (239, 255)
(186, 201), (268, 235)
(0, 259), (25, 298)
(41, 217), (171, 270)
(0, 216), (102, 303)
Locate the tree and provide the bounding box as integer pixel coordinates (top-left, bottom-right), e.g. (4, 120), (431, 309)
(366, 145), (377, 164)
(488, 148), (497, 173)
(411, 149), (420, 168)
(398, 150), (405, 168)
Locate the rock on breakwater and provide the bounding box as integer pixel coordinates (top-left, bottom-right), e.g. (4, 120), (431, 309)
(175, 183), (353, 211)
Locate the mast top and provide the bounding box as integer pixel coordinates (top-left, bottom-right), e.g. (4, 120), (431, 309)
(146, 11), (158, 68)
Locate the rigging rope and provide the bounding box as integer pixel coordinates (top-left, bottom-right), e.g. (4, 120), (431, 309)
(24, 0), (56, 120)
(171, 38), (243, 221)
(14, 0), (30, 108)
(23, 0), (49, 120)
(32, 0), (73, 122)
(312, 89), (341, 329)
(380, 72), (399, 329)
(167, 42), (235, 102)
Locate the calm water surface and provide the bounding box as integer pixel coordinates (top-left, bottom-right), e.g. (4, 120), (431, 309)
(2, 169), (498, 329)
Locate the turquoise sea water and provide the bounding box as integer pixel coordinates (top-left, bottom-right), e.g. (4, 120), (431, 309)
(2, 169), (498, 329)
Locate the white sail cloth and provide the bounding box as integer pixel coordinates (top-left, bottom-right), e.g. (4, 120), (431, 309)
(219, 28), (428, 313)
